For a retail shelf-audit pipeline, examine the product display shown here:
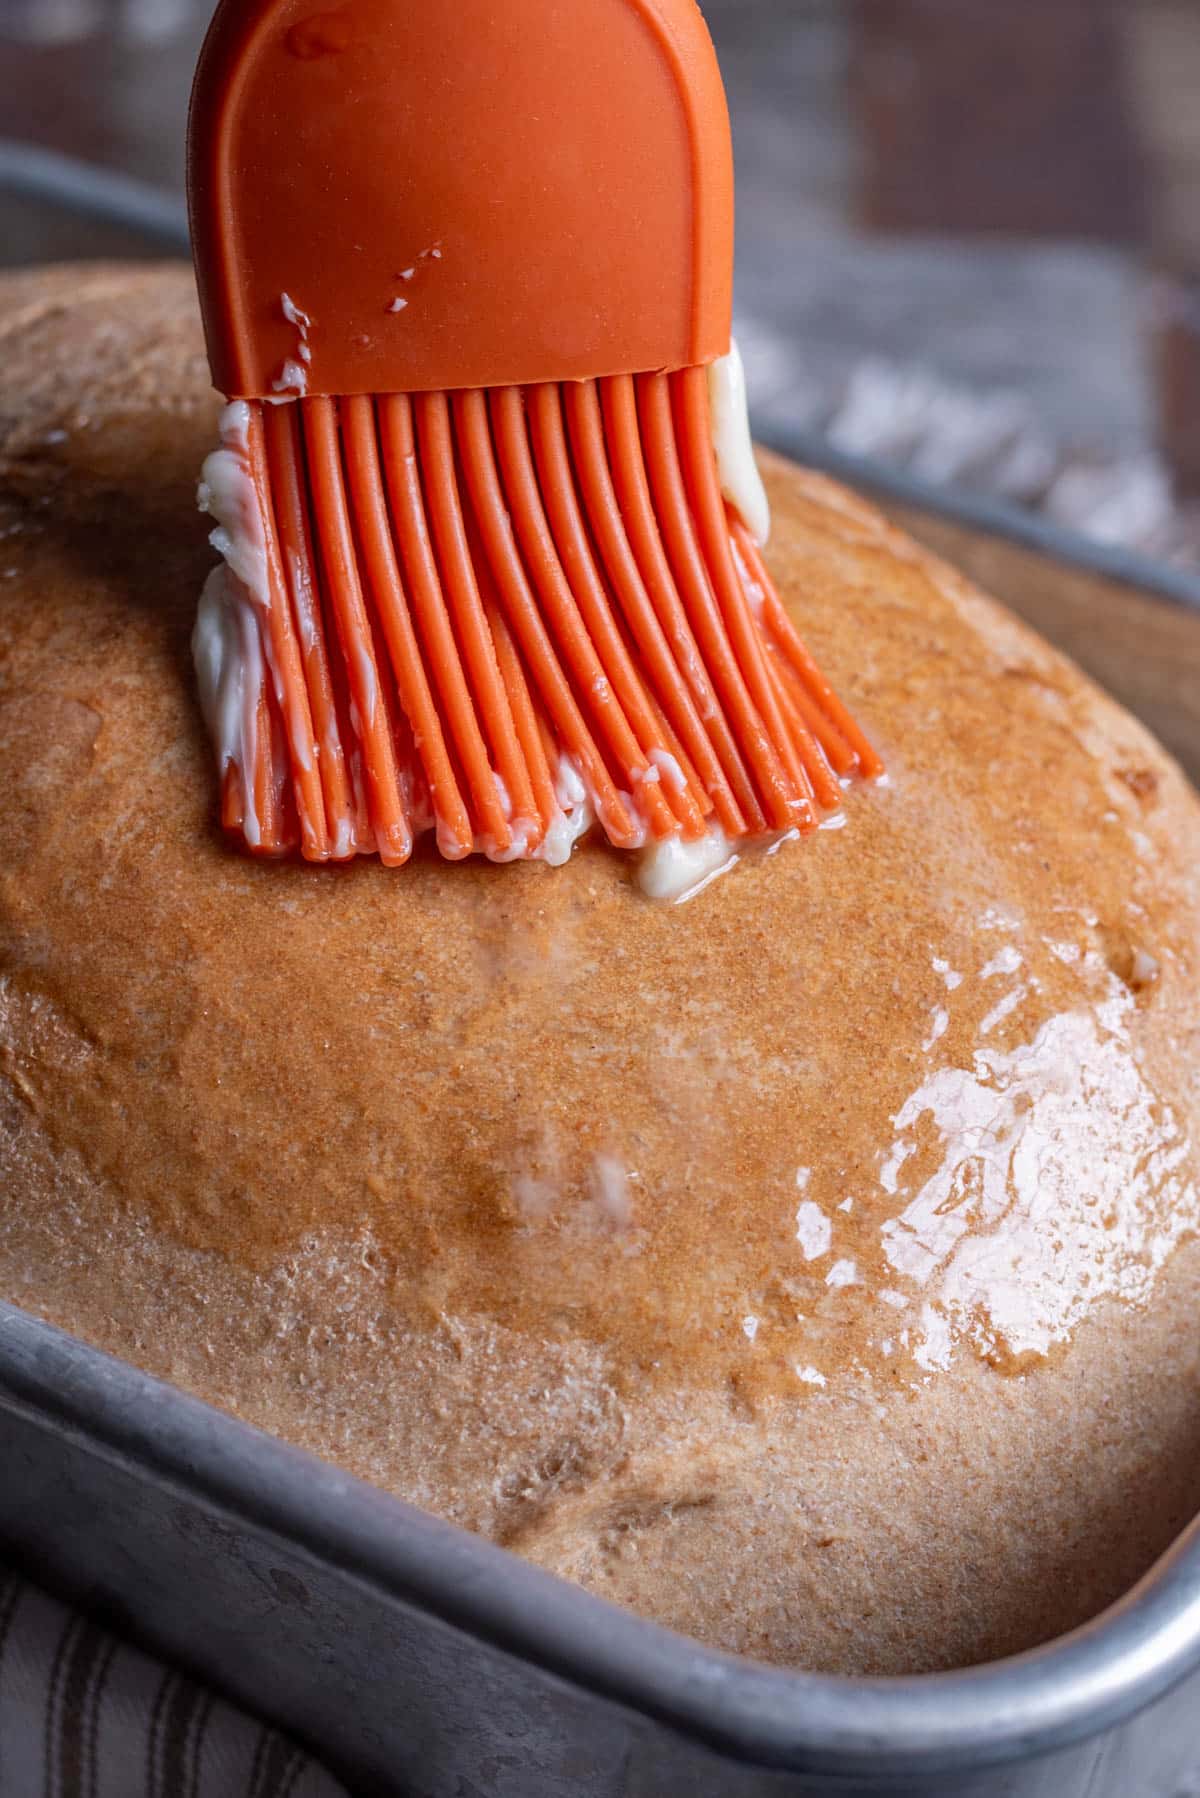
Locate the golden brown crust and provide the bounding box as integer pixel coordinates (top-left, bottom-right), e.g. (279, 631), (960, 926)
(1, 265), (1199, 1674)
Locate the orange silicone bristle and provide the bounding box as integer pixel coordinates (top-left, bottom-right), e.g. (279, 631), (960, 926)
(303, 398), (412, 866)
(732, 520), (885, 783)
(207, 383), (881, 866)
(189, 0), (882, 875)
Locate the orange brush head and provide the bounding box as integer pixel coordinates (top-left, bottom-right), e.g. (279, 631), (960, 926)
(187, 1), (881, 880)
(189, 0), (734, 399)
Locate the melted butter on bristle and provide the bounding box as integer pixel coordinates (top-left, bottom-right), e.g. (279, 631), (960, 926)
(708, 341), (771, 546)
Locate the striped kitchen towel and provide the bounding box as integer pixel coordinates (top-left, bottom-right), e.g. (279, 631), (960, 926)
(0, 1568), (348, 1798)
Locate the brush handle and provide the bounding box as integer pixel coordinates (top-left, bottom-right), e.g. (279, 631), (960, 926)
(188, 0), (734, 402)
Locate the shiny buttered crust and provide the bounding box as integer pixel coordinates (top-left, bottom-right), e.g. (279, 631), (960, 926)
(2, 266), (1199, 1675)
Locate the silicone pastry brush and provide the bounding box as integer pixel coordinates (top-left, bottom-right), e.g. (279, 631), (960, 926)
(188, 0), (883, 871)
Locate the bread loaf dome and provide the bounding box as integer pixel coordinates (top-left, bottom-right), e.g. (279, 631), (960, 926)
(1, 265), (1198, 1675)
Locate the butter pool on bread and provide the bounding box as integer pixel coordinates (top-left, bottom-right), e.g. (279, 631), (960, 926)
(1, 264), (1198, 1676)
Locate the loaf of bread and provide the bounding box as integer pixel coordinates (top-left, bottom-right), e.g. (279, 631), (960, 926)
(2, 265), (1198, 1676)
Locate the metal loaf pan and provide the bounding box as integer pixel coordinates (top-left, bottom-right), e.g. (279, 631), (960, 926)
(1, 1304), (1199, 1798)
(2, 148), (1200, 1798)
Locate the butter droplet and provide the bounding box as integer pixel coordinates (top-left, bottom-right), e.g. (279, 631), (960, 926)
(796, 1200), (832, 1262)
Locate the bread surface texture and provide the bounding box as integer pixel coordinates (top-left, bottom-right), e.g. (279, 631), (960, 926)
(1, 264), (1199, 1676)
